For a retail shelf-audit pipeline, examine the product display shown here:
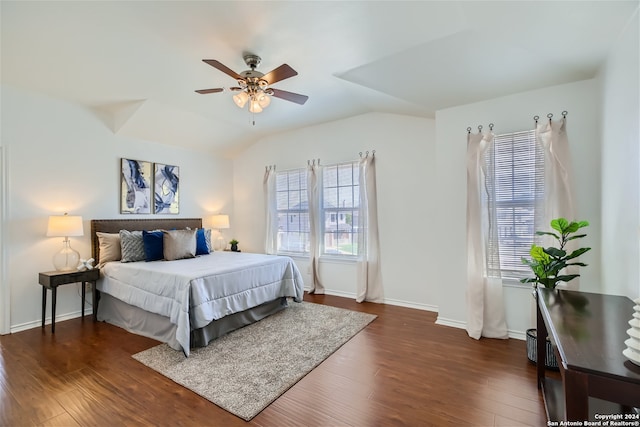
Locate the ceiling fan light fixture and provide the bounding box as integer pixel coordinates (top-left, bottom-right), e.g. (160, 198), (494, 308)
(233, 91), (249, 108)
(257, 92), (271, 108)
(197, 55), (308, 119)
(248, 97), (263, 113)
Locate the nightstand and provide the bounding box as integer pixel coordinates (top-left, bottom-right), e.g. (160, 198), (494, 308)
(39, 268), (100, 333)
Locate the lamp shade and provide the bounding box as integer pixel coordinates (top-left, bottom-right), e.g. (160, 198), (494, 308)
(211, 214), (230, 229)
(233, 92), (249, 108)
(46, 214), (84, 237)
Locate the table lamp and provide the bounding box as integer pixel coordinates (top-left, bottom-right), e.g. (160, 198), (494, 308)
(47, 213), (83, 271)
(211, 214), (230, 250)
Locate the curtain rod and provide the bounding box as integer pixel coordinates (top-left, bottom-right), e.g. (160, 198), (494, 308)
(534, 110), (568, 124)
(267, 151), (377, 173)
(467, 123), (494, 134)
(465, 110), (569, 133)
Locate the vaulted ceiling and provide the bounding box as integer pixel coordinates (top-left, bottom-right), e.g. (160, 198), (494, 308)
(2, 1), (637, 156)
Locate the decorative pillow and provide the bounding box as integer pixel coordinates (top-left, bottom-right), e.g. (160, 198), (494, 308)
(96, 232), (121, 267)
(119, 230), (146, 263)
(195, 228), (211, 255)
(142, 230), (165, 261)
(163, 229), (196, 261)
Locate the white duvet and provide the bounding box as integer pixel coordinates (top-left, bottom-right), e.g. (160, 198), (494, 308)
(98, 251), (304, 356)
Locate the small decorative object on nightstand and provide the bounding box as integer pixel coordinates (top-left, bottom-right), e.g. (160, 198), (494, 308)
(39, 268), (100, 333)
(229, 239), (239, 252)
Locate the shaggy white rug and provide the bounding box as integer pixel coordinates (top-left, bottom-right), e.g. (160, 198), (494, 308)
(132, 301), (376, 420)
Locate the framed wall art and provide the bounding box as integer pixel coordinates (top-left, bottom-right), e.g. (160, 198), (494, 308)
(121, 158), (152, 214)
(154, 163), (180, 214)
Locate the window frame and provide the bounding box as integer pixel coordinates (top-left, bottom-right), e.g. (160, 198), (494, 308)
(320, 161), (360, 259)
(486, 129), (544, 282)
(272, 162), (362, 260)
(275, 168), (310, 256)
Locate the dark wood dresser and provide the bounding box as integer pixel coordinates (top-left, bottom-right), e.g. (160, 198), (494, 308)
(536, 288), (640, 422)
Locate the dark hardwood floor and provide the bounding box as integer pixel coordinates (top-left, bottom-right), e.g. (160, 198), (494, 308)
(0, 293), (550, 427)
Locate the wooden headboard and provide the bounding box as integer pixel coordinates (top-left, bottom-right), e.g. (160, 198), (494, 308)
(91, 218), (202, 263)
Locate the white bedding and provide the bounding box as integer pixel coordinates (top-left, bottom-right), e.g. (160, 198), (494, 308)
(98, 251), (304, 355)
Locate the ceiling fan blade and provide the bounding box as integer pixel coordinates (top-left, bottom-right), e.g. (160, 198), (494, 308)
(262, 64), (298, 85)
(202, 60), (243, 81)
(270, 88), (309, 105)
(195, 88), (224, 94)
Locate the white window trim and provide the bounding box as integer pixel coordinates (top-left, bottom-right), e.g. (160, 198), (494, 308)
(487, 129), (543, 284)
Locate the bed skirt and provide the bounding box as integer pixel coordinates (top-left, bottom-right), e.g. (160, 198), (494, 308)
(97, 293), (288, 351)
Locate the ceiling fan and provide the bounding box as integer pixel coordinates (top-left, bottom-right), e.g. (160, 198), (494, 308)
(196, 54), (309, 114)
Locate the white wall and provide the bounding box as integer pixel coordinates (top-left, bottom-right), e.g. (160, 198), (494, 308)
(1, 85), (234, 331)
(599, 8), (640, 299)
(435, 79), (603, 337)
(233, 112), (439, 310)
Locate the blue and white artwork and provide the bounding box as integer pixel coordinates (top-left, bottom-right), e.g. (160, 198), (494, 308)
(154, 163), (180, 214)
(121, 158), (152, 214)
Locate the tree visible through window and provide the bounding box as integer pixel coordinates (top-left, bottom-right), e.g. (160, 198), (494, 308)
(487, 130), (544, 280)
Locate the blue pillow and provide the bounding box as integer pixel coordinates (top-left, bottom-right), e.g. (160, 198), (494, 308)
(142, 230), (164, 261)
(196, 228), (210, 255)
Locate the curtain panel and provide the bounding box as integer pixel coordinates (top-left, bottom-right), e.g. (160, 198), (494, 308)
(536, 117), (575, 233)
(263, 167), (278, 255)
(536, 117), (578, 288)
(466, 131), (508, 340)
(356, 154), (383, 303)
(306, 161), (324, 293)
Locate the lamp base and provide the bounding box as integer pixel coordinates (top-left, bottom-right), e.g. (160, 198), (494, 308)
(215, 234), (226, 251)
(53, 239), (80, 271)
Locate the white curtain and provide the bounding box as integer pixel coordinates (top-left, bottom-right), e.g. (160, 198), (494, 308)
(306, 160), (324, 293)
(356, 153), (383, 303)
(536, 117), (575, 231)
(535, 117), (577, 287)
(263, 166), (278, 255)
(466, 131), (508, 340)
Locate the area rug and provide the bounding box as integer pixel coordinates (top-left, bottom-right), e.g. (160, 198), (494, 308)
(132, 301), (377, 421)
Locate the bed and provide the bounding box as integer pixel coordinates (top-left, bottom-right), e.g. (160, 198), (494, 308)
(91, 218), (304, 356)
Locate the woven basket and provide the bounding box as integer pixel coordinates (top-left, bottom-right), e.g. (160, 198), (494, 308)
(526, 328), (559, 370)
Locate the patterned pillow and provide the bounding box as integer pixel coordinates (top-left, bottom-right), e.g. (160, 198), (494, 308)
(163, 229), (196, 261)
(119, 230), (145, 263)
(96, 232), (121, 267)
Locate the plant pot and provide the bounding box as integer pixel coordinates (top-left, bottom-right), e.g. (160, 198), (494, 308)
(526, 328), (559, 370)
(230, 244), (238, 252)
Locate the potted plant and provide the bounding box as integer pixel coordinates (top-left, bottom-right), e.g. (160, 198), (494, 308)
(229, 239), (239, 252)
(520, 218), (591, 368)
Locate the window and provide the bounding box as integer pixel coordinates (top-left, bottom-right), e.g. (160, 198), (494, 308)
(276, 169), (309, 254)
(322, 163), (359, 256)
(487, 130), (544, 280)
(274, 162), (361, 258)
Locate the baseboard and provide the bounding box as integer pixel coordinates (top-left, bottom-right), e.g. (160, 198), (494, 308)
(507, 329), (526, 341)
(435, 316), (467, 330)
(435, 316), (526, 341)
(382, 297), (438, 312)
(10, 309), (85, 334)
(306, 288), (438, 313)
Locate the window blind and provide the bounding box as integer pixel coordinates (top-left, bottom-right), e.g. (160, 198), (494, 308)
(487, 130), (544, 279)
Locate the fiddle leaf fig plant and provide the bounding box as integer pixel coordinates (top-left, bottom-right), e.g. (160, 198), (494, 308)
(520, 218), (591, 289)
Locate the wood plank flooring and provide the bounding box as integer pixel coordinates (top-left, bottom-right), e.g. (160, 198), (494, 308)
(0, 293), (550, 426)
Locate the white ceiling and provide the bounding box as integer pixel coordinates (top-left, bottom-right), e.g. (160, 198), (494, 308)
(2, 1), (637, 156)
